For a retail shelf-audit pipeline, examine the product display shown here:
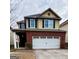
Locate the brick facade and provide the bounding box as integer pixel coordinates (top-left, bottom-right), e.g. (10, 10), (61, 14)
(26, 31), (66, 49)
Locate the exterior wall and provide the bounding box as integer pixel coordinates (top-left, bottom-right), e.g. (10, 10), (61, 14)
(10, 30), (20, 49)
(41, 11), (57, 18)
(60, 24), (68, 43)
(10, 30), (14, 45)
(25, 10), (60, 29)
(26, 19), (59, 29)
(26, 31), (66, 49)
(26, 19), (28, 28)
(37, 19), (42, 29)
(37, 19), (59, 29)
(55, 20), (59, 29)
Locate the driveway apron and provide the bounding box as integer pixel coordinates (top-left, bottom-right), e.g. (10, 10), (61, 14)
(34, 49), (68, 59)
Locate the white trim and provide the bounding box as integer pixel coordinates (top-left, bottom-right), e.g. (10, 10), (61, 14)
(26, 20), (28, 28)
(13, 32), (16, 49)
(16, 36), (20, 48)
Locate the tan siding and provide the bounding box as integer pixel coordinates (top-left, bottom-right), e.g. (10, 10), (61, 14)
(37, 19), (60, 29)
(37, 19), (42, 29)
(26, 19), (28, 28)
(42, 11), (56, 18)
(55, 20), (59, 29)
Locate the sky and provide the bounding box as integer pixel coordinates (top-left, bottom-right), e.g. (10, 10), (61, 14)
(10, 0), (68, 28)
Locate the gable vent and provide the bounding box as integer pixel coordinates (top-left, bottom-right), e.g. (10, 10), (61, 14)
(48, 13), (50, 16)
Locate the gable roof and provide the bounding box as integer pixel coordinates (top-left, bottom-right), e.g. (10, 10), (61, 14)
(18, 8), (61, 23)
(24, 8), (61, 19)
(40, 8), (61, 18)
(25, 14), (41, 18)
(17, 20), (25, 24)
(60, 20), (68, 27)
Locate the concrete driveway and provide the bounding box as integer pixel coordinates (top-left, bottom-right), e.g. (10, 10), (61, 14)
(10, 49), (68, 59)
(34, 49), (68, 59)
(10, 50), (36, 59)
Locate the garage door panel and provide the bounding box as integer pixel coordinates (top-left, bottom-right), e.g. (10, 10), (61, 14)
(46, 39), (60, 48)
(33, 39), (46, 49)
(32, 36), (60, 49)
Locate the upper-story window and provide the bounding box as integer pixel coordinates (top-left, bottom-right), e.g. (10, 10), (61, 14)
(28, 19), (35, 28)
(44, 19), (54, 29)
(18, 23), (25, 29)
(21, 23), (25, 29)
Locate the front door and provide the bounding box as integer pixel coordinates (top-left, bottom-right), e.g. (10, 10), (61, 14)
(19, 33), (26, 47)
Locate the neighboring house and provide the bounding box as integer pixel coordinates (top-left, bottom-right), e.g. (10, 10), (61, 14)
(10, 27), (14, 48)
(10, 27), (19, 49)
(60, 20), (68, 47)
(12, 8), (66, 49)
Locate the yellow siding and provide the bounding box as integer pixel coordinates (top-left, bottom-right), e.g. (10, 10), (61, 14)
(37, 19), (42, 29)
(55, 20), (59, 29)
(42, 11), (56, 18)
(41, 10), (60, 29)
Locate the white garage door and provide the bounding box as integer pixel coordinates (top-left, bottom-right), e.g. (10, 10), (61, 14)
(32, 36), (60, 49)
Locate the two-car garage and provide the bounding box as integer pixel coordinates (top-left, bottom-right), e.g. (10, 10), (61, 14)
(13, 28), (66, 49)
(32, 36), (60, 49)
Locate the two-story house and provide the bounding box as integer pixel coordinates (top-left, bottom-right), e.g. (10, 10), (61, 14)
(12, 8), (66, 49)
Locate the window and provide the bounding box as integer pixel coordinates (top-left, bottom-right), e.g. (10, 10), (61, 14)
(54, 36), (59, 39)
(40, 36), (46, 39)
(30, 19), (35, 28)
(18, 23), (25, 29)
(47, 36), (53, 39)
(21, 23), (25, 29)
(33, 36), (39, 39)
(44, 19), (53, 28)
(44, 20), (48, 27)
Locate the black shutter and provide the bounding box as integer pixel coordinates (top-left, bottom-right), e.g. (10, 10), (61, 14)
(42, 20), (44, 28)
(28, 19), (30, 28)
(53, 20), (55, 28)
(35, 20), (37, 28)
